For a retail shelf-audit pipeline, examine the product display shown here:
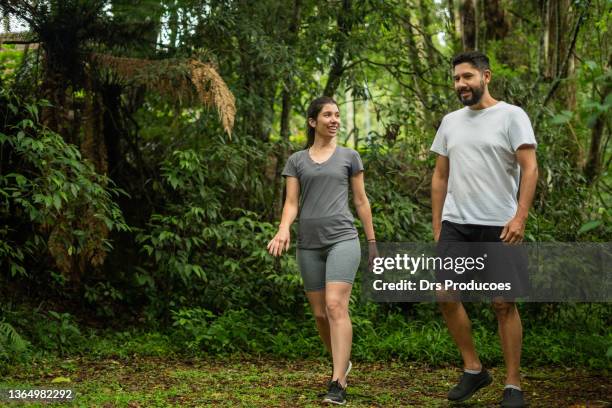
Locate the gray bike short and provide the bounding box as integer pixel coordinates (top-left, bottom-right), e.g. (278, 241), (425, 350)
(296, 238), (361, 292)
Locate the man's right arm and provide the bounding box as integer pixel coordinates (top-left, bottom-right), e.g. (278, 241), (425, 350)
(431, 155), (449, 242)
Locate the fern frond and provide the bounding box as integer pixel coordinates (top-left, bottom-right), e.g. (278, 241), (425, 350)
(90, 53), (236, 136)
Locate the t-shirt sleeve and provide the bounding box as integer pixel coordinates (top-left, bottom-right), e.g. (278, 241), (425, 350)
(349, 150), (364, 176)
(430, 116), (448, 156)
(281, 153), (298, 178)
(507, 107), (537, 151)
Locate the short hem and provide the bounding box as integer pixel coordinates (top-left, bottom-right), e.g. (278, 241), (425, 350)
(441, 218), (508, 227)
(304, 286), (325, 293)
(325, 279), (354, 286)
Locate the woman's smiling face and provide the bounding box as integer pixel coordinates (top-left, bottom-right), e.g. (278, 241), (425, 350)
(310, 103), (340, 139)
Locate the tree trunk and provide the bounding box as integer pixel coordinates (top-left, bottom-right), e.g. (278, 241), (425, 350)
(168, 1), (179, 48)
(405, 18), (432, 127)
(82, 76), (107, 175)
(537, 0), (547, 80)
(584, 53), (612, 183)
(447, 0), (462, 53)
(539, 1), (586, 167)
(323, 0), (352, 97)
(273, 0), (302, 220)
(543, 0), (573, 83)
(484, 0), (507, 41)
(418, 0), (441, 66)
(556, 0), (576, 110)
(460, 0), (477, 50)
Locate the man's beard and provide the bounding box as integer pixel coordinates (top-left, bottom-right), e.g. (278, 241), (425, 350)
(457, 80), (485, 106)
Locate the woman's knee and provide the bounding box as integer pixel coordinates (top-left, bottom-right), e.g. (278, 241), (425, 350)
(325, 298), (348, 320)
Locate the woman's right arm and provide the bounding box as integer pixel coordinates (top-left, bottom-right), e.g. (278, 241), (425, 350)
(267, 176), (300, 256)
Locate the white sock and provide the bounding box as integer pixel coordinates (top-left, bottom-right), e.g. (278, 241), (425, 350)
(464, 367), (482, 375)
(504, 384), (522, 391)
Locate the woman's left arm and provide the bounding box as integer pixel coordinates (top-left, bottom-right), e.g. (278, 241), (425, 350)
(350, 172), (375, 242)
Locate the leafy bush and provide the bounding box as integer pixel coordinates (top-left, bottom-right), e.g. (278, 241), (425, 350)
(0, 320), (30, 369)
(0, 90), (128, 282)
(30, 311), (83, 356)
(136, 141), (304, 318)
(141, 300), (612, 369)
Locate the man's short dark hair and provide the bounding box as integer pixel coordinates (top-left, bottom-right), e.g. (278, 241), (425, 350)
(452, 51), (490, 72)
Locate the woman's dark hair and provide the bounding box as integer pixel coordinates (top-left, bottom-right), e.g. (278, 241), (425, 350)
(305, 96), (338, 148)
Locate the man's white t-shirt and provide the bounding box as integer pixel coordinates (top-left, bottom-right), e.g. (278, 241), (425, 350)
(430, 101), (537, 226)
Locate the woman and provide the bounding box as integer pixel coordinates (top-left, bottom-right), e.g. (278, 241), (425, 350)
(267, 96), (377, 405)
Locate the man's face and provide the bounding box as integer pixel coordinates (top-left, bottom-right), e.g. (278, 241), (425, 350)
(453, 62), (490, 106)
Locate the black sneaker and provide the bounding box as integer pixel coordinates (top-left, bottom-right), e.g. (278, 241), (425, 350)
(319, 361), (352, 398)
(501, 387), (526, 407)
(447, 369), (493, 402)
(322, 380), (346, 405)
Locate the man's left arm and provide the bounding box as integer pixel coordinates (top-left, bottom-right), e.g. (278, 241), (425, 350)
(500, 146), (538, 243)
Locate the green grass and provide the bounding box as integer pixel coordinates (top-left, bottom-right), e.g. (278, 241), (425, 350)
(1, 357), (610, 407)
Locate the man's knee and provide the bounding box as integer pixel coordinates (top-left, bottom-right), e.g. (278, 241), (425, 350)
(313, 310), (328, 324)
(492, 301), (516, 319)
(438, 300), (462, 315)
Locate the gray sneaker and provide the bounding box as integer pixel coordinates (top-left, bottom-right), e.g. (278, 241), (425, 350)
(447, 369), (493, 402)
(501, 387), (526, 407)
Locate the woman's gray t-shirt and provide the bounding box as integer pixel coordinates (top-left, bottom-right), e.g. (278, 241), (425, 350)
(282, 146), (364, 249)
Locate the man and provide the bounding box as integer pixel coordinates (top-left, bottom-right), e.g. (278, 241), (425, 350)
(430, 51), (538, 408)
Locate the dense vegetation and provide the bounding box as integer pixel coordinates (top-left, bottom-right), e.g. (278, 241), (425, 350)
(0, 0), (610, 373)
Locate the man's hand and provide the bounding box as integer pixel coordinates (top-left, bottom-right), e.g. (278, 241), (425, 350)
(500, 216), (526, 244)
(433, 225), (442, 242)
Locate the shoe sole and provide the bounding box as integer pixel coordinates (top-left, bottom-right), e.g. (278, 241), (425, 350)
(500, 398), (527, 408)
(322, 398), (346, 405)
(449, 374), (493, 403)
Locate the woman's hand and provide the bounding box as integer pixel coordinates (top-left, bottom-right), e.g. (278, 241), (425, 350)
(267, 227), (291, 257)
(367, 241), (379, 271)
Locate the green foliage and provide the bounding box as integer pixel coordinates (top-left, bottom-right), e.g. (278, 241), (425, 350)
(0, 44), (24, 86)
(0, 320), (30, 369)
(360, 143), (433, 241)
(0, 306), (84, 362)
(0, 301), (608, 369)
(99, 303), (612, 369)
(0, 0), (610, 372)
(34, 311), (83, 356)
(84, 282), (125, 318)
(88, 330), (175, 359)
(135, 140), (303, 318)
(0, 89), (128, 279)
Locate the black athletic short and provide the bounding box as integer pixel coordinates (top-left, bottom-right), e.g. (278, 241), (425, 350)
(435, 220), (530, 301)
